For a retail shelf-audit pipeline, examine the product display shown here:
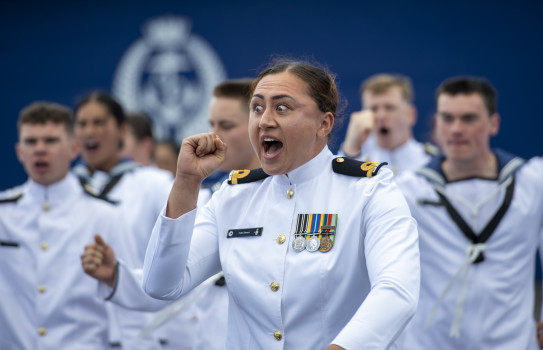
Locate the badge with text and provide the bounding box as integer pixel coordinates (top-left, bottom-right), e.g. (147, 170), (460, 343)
(293, 214), (337, 253)
(227, 227), (263, 239)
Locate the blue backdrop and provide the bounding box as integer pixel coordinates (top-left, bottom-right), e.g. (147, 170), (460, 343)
(2, 0), (542, 189)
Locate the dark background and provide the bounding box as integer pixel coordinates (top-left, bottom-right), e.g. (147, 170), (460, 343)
(2, 0), (542, 189)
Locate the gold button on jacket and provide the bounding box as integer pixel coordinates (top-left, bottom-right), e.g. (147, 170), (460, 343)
(270, 281), (280, 292)
(273, 330), (282, 341)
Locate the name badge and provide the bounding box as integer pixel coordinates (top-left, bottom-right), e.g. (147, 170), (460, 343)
(0, 240), (20, 247)
(227, 227), (263, 239)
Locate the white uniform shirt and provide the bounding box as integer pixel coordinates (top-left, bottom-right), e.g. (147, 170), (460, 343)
(82, 163), (174, 265)
(339, 136), (432, 175)
(0, 173), (125, 350)
(103, 180), (230, 350)
(396, 152), (543, 350)
(74, 161), (182, 349)
(142, 146), (420, 350)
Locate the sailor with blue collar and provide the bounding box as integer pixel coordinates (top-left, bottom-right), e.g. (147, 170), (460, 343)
(397, 151), (543, 349)
(395, 76), (543, 349)
(142, 61), (420, 350)
(73, 91), (176, 349)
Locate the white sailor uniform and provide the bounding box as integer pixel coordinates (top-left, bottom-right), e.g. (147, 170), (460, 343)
(0, 173), (126, 349)
(339, 136), (434, 175)
(142, 146), (420, 350)
(74, 160), (188, 349)
(396, 150), (543, 350)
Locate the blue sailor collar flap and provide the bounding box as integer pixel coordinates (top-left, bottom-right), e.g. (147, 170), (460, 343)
(228, 168), (269, 185)
(332, 157), (388, 177)
(72, 158), (140, 180)
(416, 148), (525, 188)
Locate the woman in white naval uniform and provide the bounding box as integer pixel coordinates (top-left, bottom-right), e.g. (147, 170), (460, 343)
(142, 60), (420, 349)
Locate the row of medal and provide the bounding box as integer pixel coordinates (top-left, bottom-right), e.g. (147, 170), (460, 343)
(292, 229), (335, 253)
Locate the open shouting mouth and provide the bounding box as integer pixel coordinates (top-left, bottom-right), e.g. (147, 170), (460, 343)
(262, 137), (283, 158)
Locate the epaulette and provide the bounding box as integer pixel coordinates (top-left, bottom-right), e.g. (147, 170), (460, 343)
(424, 142), (440, 156)
(332, 157), (388, 177)
(228, 168), (269, 185)
(0, 193), (23, 204)
(80, 182), (119, 205)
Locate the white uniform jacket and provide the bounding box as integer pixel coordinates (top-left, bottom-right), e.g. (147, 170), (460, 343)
(396, 151), (543, 350)
(73, 160), (173, 264)
(74, 160), (179, 349)
(143, 146), (420, 350)
(104, 176), (230, 350)
(339, 136), (434, 176)
(0, 173), (126, 350)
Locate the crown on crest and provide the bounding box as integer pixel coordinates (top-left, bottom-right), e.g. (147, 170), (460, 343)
(143, 16), (192, 48)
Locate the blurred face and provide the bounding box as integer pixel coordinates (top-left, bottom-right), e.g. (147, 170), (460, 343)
(249, 72), (333, 175)
(209, 97), (257, 171)
(16, 122), (79, 186)
(362, 86), (415, 150)
(74, 101), (125, 172)
(435, 93), (499, 164)
(154, 143), (178, 176)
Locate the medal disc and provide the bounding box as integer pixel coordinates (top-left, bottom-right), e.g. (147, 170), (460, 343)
(319, 236), (333, 252)
(306, 236), (321, 252)
(292, 236), (306, 252)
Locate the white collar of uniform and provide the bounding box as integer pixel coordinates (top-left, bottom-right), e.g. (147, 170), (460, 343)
(25, 172), (81, 207)
(282, 145), (332, 185)
(372, 137), (422, 159)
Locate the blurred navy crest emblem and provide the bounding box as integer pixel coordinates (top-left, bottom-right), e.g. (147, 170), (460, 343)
(112, 16), (226, 141)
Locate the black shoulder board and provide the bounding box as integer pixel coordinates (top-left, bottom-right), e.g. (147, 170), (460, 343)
(0, 193), (23, 204)
(228, 168), (269, 185)
(80, 183), (118, 205)
(332, 157), (388, 177)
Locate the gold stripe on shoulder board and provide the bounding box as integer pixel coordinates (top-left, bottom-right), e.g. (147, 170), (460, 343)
(229, 170), (251, 185)
(361, 162), (381, 177)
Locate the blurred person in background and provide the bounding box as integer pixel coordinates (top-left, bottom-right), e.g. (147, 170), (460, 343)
(83, 78), (260, 350)
(153, 139), (179, 176)
(339, 73), (437, 175)
(197, 78), (261, 204)
(72, 91), (196, 350)
(0, 101), (131, 349)
(121, 111), (155, 166)
(396, 77), (543, 349)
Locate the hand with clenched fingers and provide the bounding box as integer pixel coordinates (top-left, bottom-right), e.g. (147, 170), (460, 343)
(342, 109), (376, 157)
(81, 234), (116, 287)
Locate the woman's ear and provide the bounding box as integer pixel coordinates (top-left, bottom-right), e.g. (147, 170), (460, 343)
(317, 112), (334, 138)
